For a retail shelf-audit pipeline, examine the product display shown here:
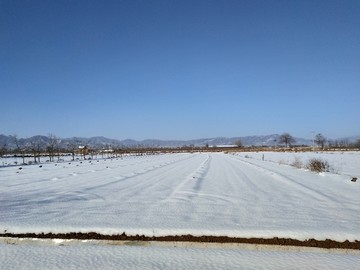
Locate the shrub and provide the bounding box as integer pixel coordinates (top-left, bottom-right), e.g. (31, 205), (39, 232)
(306, 158), (330, 173)
(278, 159), (286, 165)
(291, 157), (302, 169)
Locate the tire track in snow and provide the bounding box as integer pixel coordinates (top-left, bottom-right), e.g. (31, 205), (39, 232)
(4, 155), (173, 189)
(78, 154), (200, 193)
(192, 153), (267, 205)
(218, 153), (358, 230)
(165, 153), (265, 207)
(164, 153), (211, 202)
(90, 153), (207, 200)
(1, 154), (198, 208)
(221, 154), (268, 196)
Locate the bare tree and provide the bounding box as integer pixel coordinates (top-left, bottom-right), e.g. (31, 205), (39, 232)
(55, 137), (61, 161)
(314, 133), (326, 150)
(0, 143), (7, 158)
(79, 145), (88, 160)
(279, 133), (295, 148)
(11, 134), (26, 164)
(29, 140), (38, 163)
(0, 143), (7, 166)
(11, 134), (19, 154)
(354, 139), (360, 149)
(29, 138), (43, 163)
(234, 140), (243, 148)
(339, 139), (349, 149)
(47, 134), (58, 162)
(67, 140), (80, 161)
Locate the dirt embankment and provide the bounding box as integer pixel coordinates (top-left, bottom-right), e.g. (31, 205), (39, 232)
(1, 232), (359, 250)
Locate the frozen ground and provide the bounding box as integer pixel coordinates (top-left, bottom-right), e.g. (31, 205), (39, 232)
(0, 152), (359, 241)
(0, 238), (359, 270)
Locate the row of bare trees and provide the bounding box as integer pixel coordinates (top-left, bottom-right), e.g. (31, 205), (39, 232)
(0, 134), (83, 164)
(230, 133), (324, 149)
(1, 133), (359, 163)
(278, 132), (360, 150)
(230, 133), (328, 149)
(0, 134), (126, 165)
(278, 132), (327, 149)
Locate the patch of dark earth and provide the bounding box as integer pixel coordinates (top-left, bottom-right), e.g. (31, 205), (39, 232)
(1, 233), (359, 250)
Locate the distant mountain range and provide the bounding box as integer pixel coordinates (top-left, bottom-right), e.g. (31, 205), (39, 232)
(1, 134), (359, 150)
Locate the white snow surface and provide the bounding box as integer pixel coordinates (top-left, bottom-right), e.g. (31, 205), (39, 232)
(236, 151), (360, 177)
(0, 152), (359, 241)
(1, 239), (359, 270)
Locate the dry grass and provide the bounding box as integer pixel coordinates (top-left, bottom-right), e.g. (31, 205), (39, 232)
(306, 158), (330, 173)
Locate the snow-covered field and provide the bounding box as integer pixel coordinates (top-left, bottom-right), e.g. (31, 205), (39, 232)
(1, 151), (359, 268)
(1, 152), (359, 240)
(233, 151), (360, 177)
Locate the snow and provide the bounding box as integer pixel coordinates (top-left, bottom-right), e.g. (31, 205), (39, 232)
(1, 238), (359, 270)
(1, 152), (359, 242)
(1, 151), (359, 268)
(235, 151), (360, 177)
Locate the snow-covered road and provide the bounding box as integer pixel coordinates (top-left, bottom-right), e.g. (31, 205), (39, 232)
(1, 152), (359, 241)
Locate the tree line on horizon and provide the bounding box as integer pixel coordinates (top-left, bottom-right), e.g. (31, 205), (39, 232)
(1, 132), (359, 164)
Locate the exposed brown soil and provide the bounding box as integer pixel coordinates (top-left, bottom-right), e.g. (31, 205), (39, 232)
(1, 232), (359, 250)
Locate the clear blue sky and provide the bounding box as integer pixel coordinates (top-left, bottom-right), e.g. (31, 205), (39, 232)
(1, 0), (359, 140)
